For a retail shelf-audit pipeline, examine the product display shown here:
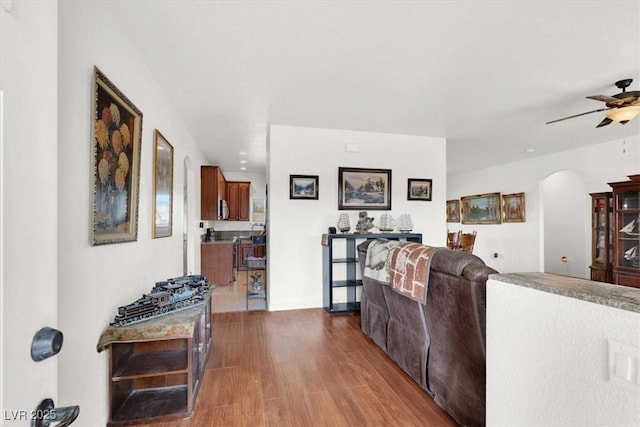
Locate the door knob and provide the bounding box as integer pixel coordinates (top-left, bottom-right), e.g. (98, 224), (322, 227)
(31, 398), (79, 427)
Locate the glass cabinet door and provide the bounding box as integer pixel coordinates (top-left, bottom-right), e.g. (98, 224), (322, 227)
(616, 190), (640, 270)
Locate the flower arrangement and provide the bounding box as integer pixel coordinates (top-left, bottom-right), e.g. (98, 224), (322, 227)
(95, 103), (132, 191)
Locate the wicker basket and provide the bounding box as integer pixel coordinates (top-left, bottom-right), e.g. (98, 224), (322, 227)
(246, 256), (266, 269)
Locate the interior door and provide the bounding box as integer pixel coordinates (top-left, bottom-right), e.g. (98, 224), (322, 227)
(1, 2), (65, 424)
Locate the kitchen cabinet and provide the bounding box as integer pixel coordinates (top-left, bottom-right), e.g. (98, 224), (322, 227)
(589, 192), (613, 283)
(226, 181), (250, 221)
(201, 242), (235, 286)
(201, 166), (226, 220)
(609, 174), (640, 288)
(103, 297), (212, 425)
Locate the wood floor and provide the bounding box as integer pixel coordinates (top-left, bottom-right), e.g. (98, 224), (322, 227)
(138, 308), (457, 427)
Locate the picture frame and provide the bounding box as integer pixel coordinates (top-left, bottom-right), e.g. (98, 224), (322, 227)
(338, 167), (392, 210)
(90, 67), (143, 245)
(407, 178), (432, 201)
(446, 199), (461, 222)
(152, 130), (174, 238)
(289, 175), (319, 200)
(502, 192), (526, 223)
(251, 197), (266, 223)
(461, 192), (502, 224)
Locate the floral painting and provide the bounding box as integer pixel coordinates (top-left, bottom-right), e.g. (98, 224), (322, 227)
(91, 67), (143, 245)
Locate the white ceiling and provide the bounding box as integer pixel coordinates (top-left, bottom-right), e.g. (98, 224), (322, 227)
(109, 1), (640, 175)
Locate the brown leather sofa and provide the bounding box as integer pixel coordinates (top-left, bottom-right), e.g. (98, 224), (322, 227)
(357, 240), (497, 427)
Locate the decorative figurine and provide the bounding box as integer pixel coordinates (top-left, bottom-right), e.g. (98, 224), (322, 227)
(397, 214), (413, 232)
(338, 213), (351, 233)
(110, 275), (211, 327)
(355, 211), (375, 234)
(377, 213), (395, 232)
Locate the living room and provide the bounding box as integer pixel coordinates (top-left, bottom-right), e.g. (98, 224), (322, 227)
(2, 1), (639, 426)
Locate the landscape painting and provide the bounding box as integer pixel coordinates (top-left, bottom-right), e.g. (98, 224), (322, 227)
(338, 167), (391, 210)
(461, 192), (502, 224)
(290, 175), (319, 200)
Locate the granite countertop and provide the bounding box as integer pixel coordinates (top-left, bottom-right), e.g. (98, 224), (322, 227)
(489, 272), (640, 314)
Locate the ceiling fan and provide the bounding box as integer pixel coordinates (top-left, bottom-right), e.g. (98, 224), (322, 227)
(546, 78), (640, 128)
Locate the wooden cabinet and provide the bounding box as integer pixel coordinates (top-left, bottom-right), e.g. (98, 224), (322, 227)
(609, 174), (640, 288)
(201, 166), (226, 220)
(201, 242), (234, 285)
(226, 181), (250, 221)
(106, 298), (212, 425)
(321, 233), (422, 314)
(589, 192), (613, 283)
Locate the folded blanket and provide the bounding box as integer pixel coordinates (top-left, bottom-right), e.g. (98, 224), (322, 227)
(364, 239), (441, 304)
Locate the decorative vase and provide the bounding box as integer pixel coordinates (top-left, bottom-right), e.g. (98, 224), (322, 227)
(338, 213), (351, 233)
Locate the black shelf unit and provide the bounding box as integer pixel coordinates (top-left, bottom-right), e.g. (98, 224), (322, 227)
(322, 233), (423, 314)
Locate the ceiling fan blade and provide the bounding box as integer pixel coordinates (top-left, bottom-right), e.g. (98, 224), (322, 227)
(586, 95), (619, 103)
(595, 117), (613, 128)
(546, 107), (610, 125)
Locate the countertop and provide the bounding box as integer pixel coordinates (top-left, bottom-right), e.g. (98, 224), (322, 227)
(489, 272), (640, 314)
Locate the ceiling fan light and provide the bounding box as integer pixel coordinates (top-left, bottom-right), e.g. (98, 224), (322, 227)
(605, 106), (640, 124)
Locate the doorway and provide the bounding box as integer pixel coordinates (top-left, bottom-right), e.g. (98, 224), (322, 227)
(542, 170), (590, 278)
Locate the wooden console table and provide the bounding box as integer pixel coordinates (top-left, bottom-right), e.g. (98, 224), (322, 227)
(97, 294), (212, 426)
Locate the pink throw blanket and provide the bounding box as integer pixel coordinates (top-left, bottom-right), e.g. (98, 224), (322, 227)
(389, 242), (441, 304)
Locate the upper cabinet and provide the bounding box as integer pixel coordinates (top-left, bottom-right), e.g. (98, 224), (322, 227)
(201, 166), (226, 220)
(609, 174), (640, 288)
(226, 181), (251, 221)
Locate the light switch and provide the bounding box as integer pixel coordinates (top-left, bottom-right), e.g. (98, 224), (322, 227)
(608, 339), (639, 386)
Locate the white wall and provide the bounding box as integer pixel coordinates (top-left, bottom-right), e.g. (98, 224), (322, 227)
(268, 125), (446, 311)
(487, 278), (640, 426)
(1, 0), (59, 421)
(58, 2), (207, 425)
(448, 136), (640, 274)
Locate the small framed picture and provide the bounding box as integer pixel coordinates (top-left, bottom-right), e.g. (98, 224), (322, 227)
(407, 178), (432, 201)
(446, 199), (460, 223)
(290, 175), (319, 200)
(502, 192), (526, 223)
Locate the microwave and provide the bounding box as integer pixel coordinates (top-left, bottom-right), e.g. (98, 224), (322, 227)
(219, 199), (229, 220)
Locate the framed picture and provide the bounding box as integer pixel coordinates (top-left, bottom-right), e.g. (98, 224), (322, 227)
(251, 197), (266, 223)
(461, 192), (502, 224)
(502, 192), (526, 223)
(446, 199), (460, 222)
(338, 167), (392, 210)
(152, 130), (173, 238)
(408, 178), (432, 201)
(90, 67), (143, 245)
(289, 175), (319, 200)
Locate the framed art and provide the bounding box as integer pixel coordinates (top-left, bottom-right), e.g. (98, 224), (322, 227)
(152, 130), (174, 238)
(251, 197), (266, 223)
(91, 66), (143, 245)
(338, 167), (392, 210)
(446, 199), (461, 222)
(461, 192), (502, 224)
(408, 178), (432, 201)
(502, 192), (526, 223)
(289, 175), (319, 200)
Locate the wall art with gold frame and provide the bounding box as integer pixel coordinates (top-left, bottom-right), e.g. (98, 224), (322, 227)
(502, 192), (526, 223)
(152, 129), (174, 238)
(461, 192), (502, 224)
(90, 67), (143, 245)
